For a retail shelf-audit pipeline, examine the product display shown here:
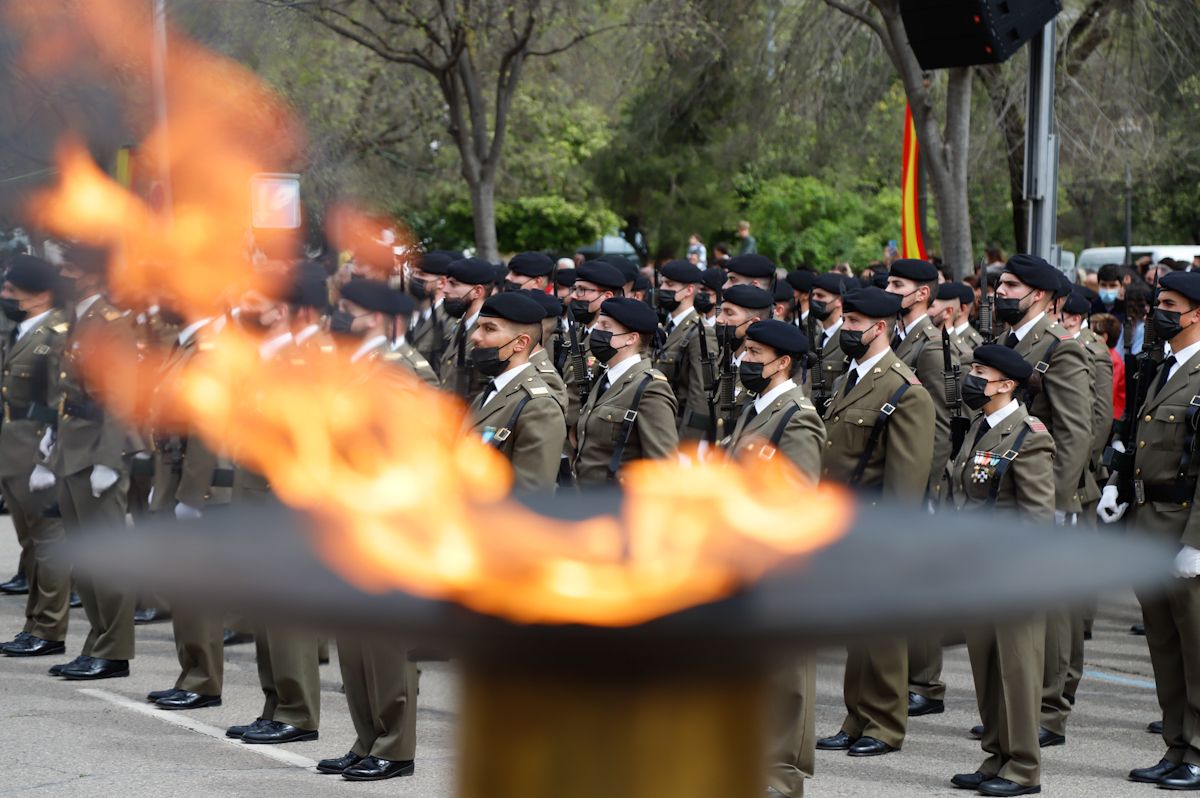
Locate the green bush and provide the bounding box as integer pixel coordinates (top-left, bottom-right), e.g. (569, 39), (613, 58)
(409, 195), (620, 257)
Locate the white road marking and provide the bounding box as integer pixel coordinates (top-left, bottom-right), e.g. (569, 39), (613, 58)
(77, 688), (318, 769)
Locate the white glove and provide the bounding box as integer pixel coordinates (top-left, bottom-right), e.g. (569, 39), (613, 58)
(174, 502), (202, 520)
(1111, 439), (1126, 454)
(89, 464), (119, 498)
(1173, 545), (1200, 579)
(29, 464), (56, 492)
(38, 428), (54, 459)
(132, 451), (151, 461)
(1097, 484), (1128, 524)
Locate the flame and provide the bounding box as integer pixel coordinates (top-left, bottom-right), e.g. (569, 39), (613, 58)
(14, 0), (853, 626)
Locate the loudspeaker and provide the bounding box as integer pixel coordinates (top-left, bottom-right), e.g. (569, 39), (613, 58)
(899, 0), (1062, 70)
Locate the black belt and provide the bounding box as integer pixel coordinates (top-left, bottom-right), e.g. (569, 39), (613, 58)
(681, 409), (710, 431)
(1135, 480), (1194, 506)
(62, 399), (104, 422)
(4, 401), (57, 424)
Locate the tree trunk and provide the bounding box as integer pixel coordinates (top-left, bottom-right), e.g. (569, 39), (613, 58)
(469, 174), (500, 262)
(978, 67), (1028, 252)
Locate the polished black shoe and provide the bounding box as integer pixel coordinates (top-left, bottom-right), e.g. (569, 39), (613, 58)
(1129, 758), (1179, 784)
(1037, 727), (1065, 747)
(49, 655), (92, 676)
(950, 771), (989, 789)
(317, 751), (363, 774)
(240, 720), (318, 745)
(226, 718), (270, 739)
(1130, 622), (1146, 636)
(1, 635), (65, 657)
(848, 736), (897, 757)
(977, 776), (1040, 796)
(1160, 763), (1200, 790)
(68, 592), (82, 608)
(969, 724), (985, 739)
(816, 731), (856, 750)
(147, 687), (184, 703)
(156, 690), (221, 710)
(61, 657), (130, 680)
(908, 692), (945, 716)
(342, 756), (415, 781)
(134, 607), (171, 625)
(1149, 720), (1165, 735)
(0, 571), (28, 595)
(222, 629), (254, 646)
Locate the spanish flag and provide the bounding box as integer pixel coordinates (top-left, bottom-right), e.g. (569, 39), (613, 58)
(900, 104), (927, 260)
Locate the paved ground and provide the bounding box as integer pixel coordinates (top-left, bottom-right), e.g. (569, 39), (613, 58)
(0, 518), (1172, 797)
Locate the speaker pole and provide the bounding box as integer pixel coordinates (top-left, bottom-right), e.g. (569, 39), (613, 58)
(1023, 21), (1058, 263)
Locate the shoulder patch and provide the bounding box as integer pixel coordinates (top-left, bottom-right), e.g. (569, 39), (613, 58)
(50, 322), (70, 334)
(649, 370), (669, 381)
(102, 309), (122, 322)
(1025, 416), (1048, 433)
(527, 386), (549, 396)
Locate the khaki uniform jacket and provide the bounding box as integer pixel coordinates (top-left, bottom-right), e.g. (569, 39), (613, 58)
(801, 321), (849, 406)
(821, 350), (934, 506)
(1080, 328), (1115, 467)
(947, 403), (1056, 522)
(956, 324), (984, 355)
(468, 366), (566, 493)
(409, 302), (450, 366)
(1009, 315), (1092, 513)
(529, 348), (568, 418)
(653, 310), (716, 438)
(356, 339), (440, 388)
(728, 383), (825, 483)
(574, 357), (678, 485)
(0, 311), (68, 479)
(893, 316), (956, 497)
(51, 297), (138, 477)
(439, 316), (488, 399)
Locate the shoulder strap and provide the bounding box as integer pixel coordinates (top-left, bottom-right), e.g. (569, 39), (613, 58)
(769, 404), (802, 447)
(985, 425), (1033, 505)
(607, 374), (656, 482)
(489, 394), (533, 449)
(848, 383), (910, 487)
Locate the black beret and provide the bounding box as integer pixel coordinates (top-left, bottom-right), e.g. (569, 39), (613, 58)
(952, 283), (977, 304)
(5, 254), (57, 293)
(288, 261), (329, 309)
(1061, 292), (1090, 316)
(889, 258), (938, 282)
(633, 273), (650, 292)
(936, 283), (964, 302)
(813, 272), (855, 295)
(600, 297), (658, 334)
(842, 287), (903, 319)
(1003, 254), (1060, 292)
(479, 291), (545, 325)
(701, 267), (726, 292)
(447, 258), (496, 286)
(1159, 271), (1200, 303)
(871, 272), (890, 289)
(340, 279), (412, 317)
(785, 270), (814, 292)
(519, 288), (562, 319)
(726, 254), (775, 279)
(576, 261), (625, 291)
(1054, 270), (1074, 299)
(554, 267), (576, 287)
(417, 252), (452, 275)
(507, 252), (554, 278)
(660, 259), (703, 283)
(972, 343), (1033, 382)
(600, 254), (639, 284)
(773, 280), (793, 302)
(722, 284), (773, 310)
(746, 319), (809, 358)
(61, 242), (109, 274)
(492, 263), (509, 285)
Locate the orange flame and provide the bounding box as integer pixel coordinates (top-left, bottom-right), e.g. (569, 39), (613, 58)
(16, 0), (852, 626)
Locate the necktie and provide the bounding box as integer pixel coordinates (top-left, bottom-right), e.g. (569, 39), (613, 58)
(665, 320), (676, 335)
(597, 376), (611, 398)
(890, 331), (902, 350)
(1005, 331), (1019, 348)
(972, 419), (991, 448)
(742, 403), (759, 427)
(819, 331), (829, 350)
(843, 368), (859, 396)
(480, 379), (497, 406)
(8, 325), (18, 348)
(1158, 355), (1177, 393)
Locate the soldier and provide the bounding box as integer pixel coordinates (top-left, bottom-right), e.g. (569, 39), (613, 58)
(553, 265), (575, 303)
(803, 272), (854, 412)
(47, 243), (140, 681)
(712, 285), (774, 428)
(697, 267), (723, 327)
(517, 289), (569, 417)
(0, 256), (70, 658)
(573, 298), (678, 485)
(723, 254), (775, 291)
(947, 345), (1054, 798)
(406, 252), (453, 368)
(438, 258), (495, 399)
(652, 259), (716, 442)
(1098, 270), (1200, 790)
(995, 254), (1092, 748)
(502, 252), (553, 293)
(563, 261), (625, 437)
(785, 269), (813, 326)
(816, 287), (934, 758)
(953, 283), (985, 350)
(932, 283), (973, 364)
(600, 254), (639, 299)
(467, 292), (566, 492)
(337, 279), (439, 386)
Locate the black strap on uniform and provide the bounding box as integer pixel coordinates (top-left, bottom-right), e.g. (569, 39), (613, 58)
(489, 394), (532, 450)
(768, 404), (801, 446)
(1023, 336), (1061, 404)
(607, 374), (655, 482)
(1175, 395), (1200, 482)
(848, 383), (910, 487)
(985, 425), (1032, 505)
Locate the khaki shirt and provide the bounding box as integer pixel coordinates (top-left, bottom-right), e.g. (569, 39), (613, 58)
(468, 366), (566, 493)
(893, 316), (957, 498)
(728, 384), (825, 483)
(653, 311), (716, 440)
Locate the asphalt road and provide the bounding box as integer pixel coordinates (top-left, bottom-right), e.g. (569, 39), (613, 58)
(0, 519), (1171, 797)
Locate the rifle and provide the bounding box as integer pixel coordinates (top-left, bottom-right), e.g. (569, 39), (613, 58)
(714, 336), (737, 444)
(566, 308), (591, 407)
(806, 309), (830, 416)
(1104, 277), (1162, 503)
(453, 320), (472, 399)
(943, 326), (970, 458)
(696, 314), (718, 443)
(976, 257), (996, 344)
(552, 320), (567, 374)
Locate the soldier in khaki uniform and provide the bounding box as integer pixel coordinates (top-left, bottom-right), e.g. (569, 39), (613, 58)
(652, 260), (716, 441)
(995, 254), (1092, 748)
(947, 344), (1054, 798)
(726, 319), (824, 798)
(816, 287), (934, 758)
(713, 284), (774, 430)
(0, 256), (70, 658)
(339, 279), (439, 387)
(1099, 270), (1200, 790)
(803, 272), (854, 414)
(574, 298), (678, 485)
(466, 292), (566, 493)
(932, 283), (975, 364)
(785, 269), (813, 328)
(502, 252), (553, 293)
(517, 290), (568, 418)
(563, 261), (625, 436)
(954, 283), (985, 351)
(697, 267), (723, 327)
(722, 253), (775, 292)
(48, 244), (140, 681)
(406, 252), (452, 367)
(439, 258), (495, 399)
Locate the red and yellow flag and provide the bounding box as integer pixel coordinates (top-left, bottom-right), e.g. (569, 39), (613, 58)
(900, 104), (927, 260)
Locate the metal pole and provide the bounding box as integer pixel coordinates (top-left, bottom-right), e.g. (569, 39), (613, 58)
(1023, 22), (1057, 263)
(1123, 163), (1133, 266)
(150, 0), (173, 219)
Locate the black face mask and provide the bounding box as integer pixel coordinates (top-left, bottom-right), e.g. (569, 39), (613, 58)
(444, 296), (470, 319)
(994, 293), (1029, 325)
(502, 280), (525, 293)
(569, 299), (595, 326)
(694, 292), (714, 314)
(810, 298), (832, 321)
(960, 373), (999, 411)
(715, 323), (742, 350)
(839, 327), (875, 360)
(1, 297), (26, 323)
(589, 329), (627, 364)
(329, 310), (355, 335)
(1152, 307), (1189, 341)
(408, 277), (430, 302)
(655, 289), (679, 314)
(471, 336), (518, 377)
(739, 357), (782, 395)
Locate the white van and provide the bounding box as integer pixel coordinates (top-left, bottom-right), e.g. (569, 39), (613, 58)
(1077, 245), (1200, 272)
